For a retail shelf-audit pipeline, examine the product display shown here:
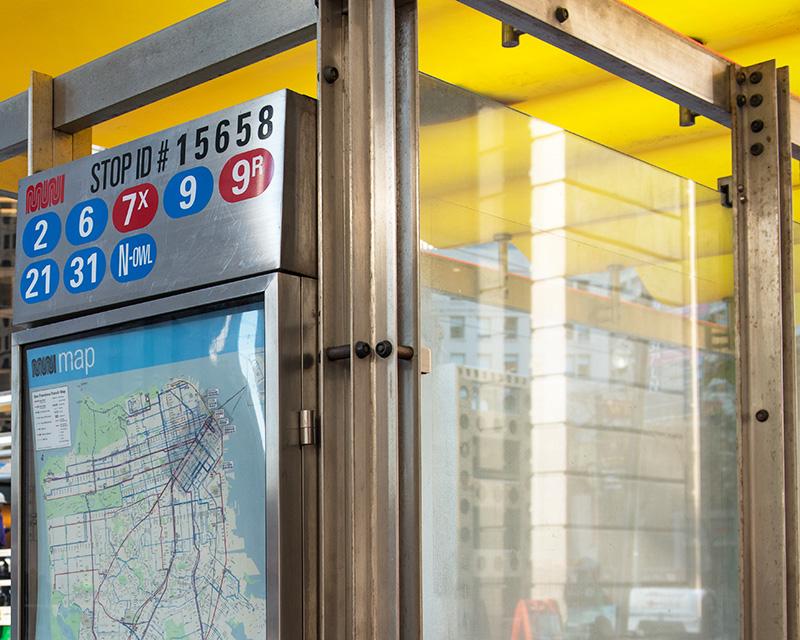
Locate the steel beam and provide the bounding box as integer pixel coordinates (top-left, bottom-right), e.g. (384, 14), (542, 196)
(0, 0), (316, 161)
(395, 2), (422, 638)
(319, 0), (416, 637)
(777, 67), (800, 640)
(0, 93), (27, 160)
(460, 0), (800, 159)
(348, 2), (401, 632)
(731, 61), (797, 640)
(317, 4), (350, 637)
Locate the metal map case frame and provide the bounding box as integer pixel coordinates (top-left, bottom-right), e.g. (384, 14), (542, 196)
(14, 90), (316, 326)
(11, 272), (317, 639)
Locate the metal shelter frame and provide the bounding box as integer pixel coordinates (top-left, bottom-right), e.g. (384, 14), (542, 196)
(0, 0), (796, 638)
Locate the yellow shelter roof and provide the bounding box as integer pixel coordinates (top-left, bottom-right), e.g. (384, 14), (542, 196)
(2, 0), (798, 185)
(1, 0), (799, 307)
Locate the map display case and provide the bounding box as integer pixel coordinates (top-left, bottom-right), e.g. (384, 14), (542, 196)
(11, 90), (317, 640)
(13, 273), (314, 639)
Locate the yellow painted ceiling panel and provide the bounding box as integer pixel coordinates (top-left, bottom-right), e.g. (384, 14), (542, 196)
(3, 0), (795, 190)
(621, 0), (800, 51)
(419, 0), (800, 187)
(1, 0), (223, 102)
(2, 0), (798, 308)
(419, 0), (611, 103)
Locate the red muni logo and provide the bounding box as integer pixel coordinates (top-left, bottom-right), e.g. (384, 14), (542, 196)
(25, 174), (66, 214)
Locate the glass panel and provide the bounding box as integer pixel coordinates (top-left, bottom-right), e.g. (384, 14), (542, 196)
(420, 76), (739, 640)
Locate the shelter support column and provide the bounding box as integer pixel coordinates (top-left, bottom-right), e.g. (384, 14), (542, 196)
(731, 60), (798, 640)
(28, 71), (91, 175)
(317, 1), (419, 639)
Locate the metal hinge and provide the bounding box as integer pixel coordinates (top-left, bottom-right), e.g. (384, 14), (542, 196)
(299, 409), (316, 447)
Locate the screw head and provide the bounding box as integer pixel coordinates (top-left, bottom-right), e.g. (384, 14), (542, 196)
(322, 66), (339, 84)
(756, 409), (769, 422)
(750, 94), (763, 107)
(736, 94), (747, 107)
(750, 142), (764, 156)
(749, 71), (763, 84)
(354, 341), (372, 359)
(750, 119), (764, 133)
(555, 6), (569, 23)
(375, 340), (393, 358)
(736, 71), (747, 85)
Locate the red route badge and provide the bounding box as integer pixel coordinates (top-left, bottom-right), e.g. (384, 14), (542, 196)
(112, 183), (158, 232)
(219, 149), (274, 203)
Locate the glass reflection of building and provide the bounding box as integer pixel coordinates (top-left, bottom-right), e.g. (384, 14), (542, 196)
(421, 77), (738, 640)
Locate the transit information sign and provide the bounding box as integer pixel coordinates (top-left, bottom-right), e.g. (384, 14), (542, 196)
(15, 90), (315, 324)
(26, 303), (268, 639)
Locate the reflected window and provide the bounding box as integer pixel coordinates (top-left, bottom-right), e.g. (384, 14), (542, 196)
(576, 354), (591, 377)
(504, 353), (518, 373)
(505, 316), (518, 339)
(451, 316), (466, 339)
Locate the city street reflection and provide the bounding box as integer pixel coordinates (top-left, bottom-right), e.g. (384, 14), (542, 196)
(420, 76), (739, 640)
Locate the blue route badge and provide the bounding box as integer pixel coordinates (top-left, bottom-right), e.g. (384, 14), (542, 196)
(111, 234), (157, 282)
(64, 247), (106, 294)
(20, 259), (59, 303)
(22, 211), (61, 258)
(163, 166), (214, 218)
(65, 198), (108, 245)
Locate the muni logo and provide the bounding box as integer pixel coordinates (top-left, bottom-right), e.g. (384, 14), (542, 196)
(30, 347), (96, 378)
(25, 174), (66, 214)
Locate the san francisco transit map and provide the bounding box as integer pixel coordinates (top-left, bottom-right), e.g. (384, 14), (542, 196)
(26, 304), (268, 640)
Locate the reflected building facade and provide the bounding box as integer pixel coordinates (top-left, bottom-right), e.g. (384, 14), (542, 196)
(420, 77), (739, 640)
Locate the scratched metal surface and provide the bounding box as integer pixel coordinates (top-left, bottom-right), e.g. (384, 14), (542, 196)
(15, 89), (316, 325)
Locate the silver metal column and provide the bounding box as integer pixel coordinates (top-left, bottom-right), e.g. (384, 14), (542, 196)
(731, 60), (798, 640)
(317, 3), (351, 635)
(396, 2), (421, 638)
(318, 1), (419, 638)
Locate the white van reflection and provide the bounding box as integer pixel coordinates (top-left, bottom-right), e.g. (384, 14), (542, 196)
(627, 588), (715, 637)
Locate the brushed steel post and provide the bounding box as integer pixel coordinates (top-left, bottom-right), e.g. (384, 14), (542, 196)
(318, 0), (418, 637)
(731, 60), (798, 640)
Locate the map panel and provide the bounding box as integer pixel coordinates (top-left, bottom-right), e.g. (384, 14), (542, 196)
(25, 303), (268, 640)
